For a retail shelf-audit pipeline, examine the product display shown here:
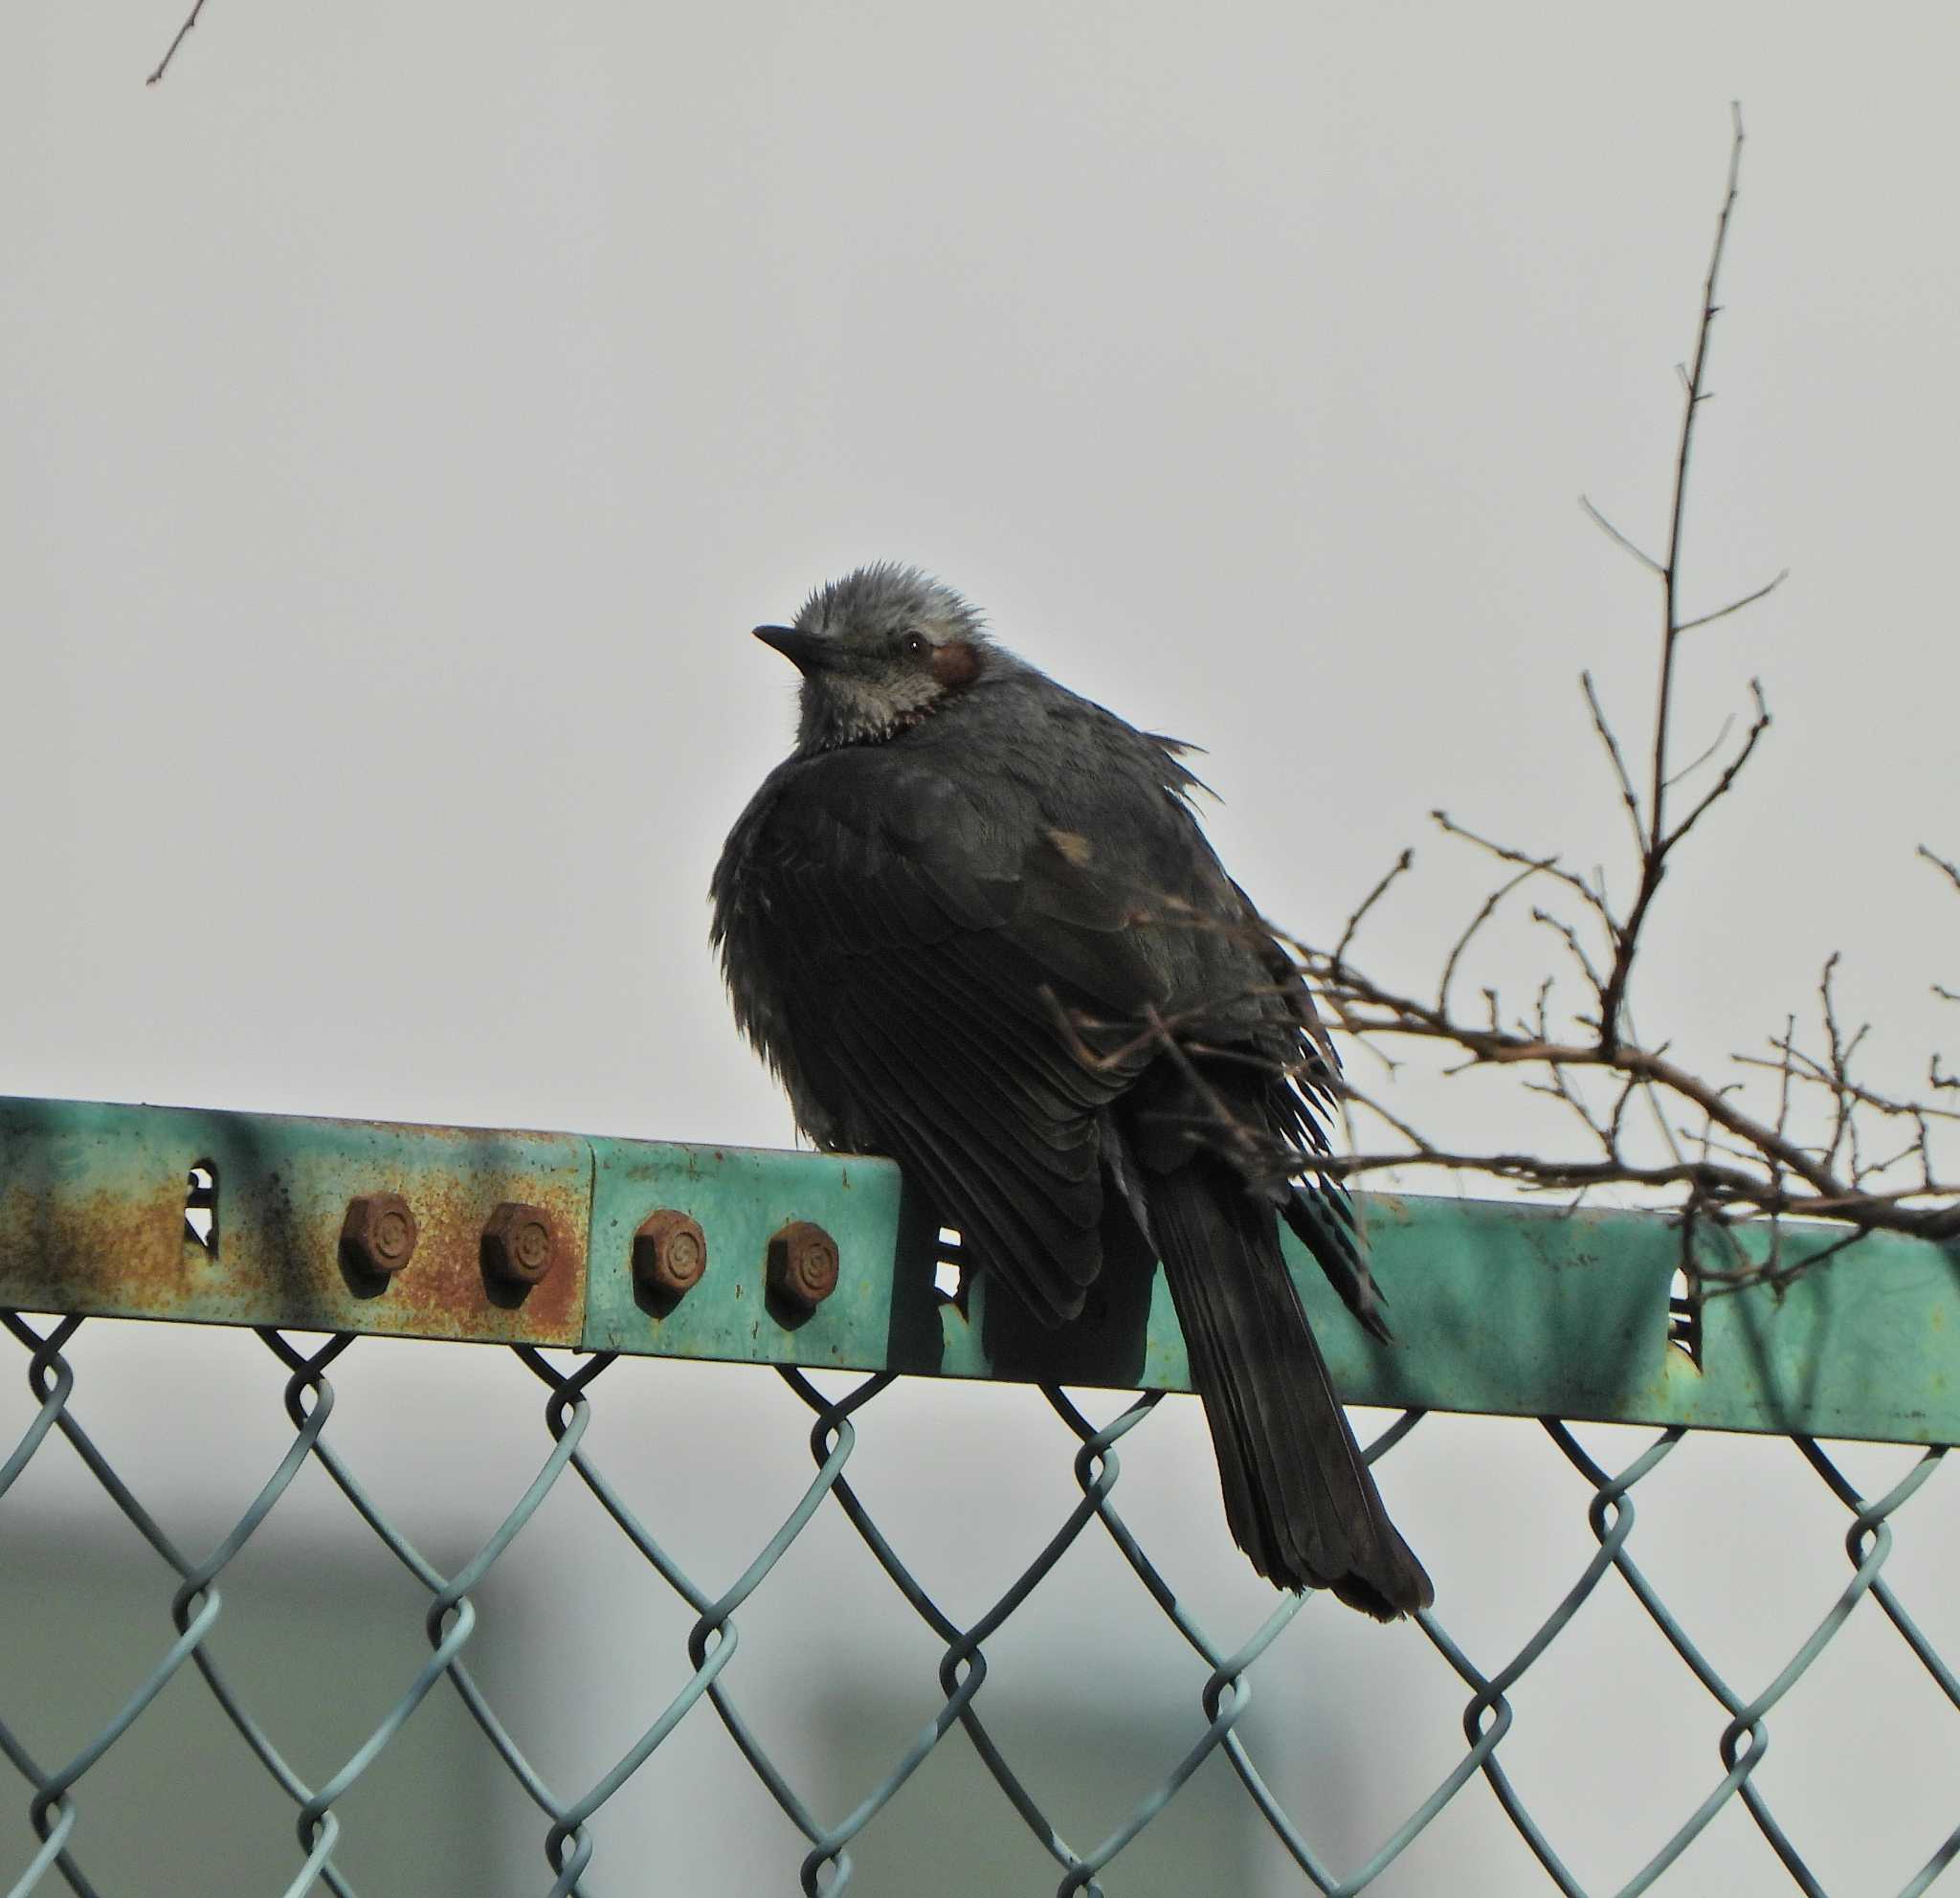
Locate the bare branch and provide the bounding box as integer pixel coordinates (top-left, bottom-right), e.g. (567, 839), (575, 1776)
(1816, 953), (1857, 1172)
(1653, 104), (1748, 844)
(1580, 670), (1646, 851)
(1258, 111), (1960, 1287)
(1587, 108), (1757, 1053)
(1699, 1221), (1869, 1298)
(147, 0), (211, 85)
(1430, 811), (1612, 918)
(1332, 848), (1414, 969)
(1308, 943), (1960, 1237)
(1661, 679), (1771, 852)
(1438, 865), (1542, 1019)
(1674, 567), (1790, 635)
(1919, 844), (1960, 895)
(1339, 1082), (1445, 1155)
(1529, 905), (1606, 1002)
(1579, 495), (1665, 575)
(1664, 713), (1736, 791)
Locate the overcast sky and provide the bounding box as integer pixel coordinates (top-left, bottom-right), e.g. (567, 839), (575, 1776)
(4, 5), (1958, 1894)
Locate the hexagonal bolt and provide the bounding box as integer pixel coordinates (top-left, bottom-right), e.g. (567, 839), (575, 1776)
(767, 1219), (839, 1311)
(341, 1193), (418, 1277)
(482, 1201), (561, 1287)
(634, 1210), (708, 1300)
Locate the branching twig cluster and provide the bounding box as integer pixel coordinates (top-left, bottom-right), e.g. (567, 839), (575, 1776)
(1276, 106), (1960, 1290)
(1052, 108), (1958, 1299)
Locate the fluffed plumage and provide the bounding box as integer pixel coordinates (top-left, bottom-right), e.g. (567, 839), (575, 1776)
(711, 565), (1431, 1618)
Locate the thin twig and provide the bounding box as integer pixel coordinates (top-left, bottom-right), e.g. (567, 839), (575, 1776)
(1430, 811), (1610, 917)
(1663, 711), (1736, 791)
(1333, 849), (1414, 968)
(1655, 103), (1748, 840)
(1661, 679), (1771, 851)
(1919, 845), (1960, 894)
(1596, 104), (1751, 1049)
(1530, 905), (1607, 1003)
(1581, 670), (1647, 851)
(1675, 568), (1790, 635)
(1438, 865), (1542, 1018)
(147, 0), (211, 84)
(1579, 496), (1665, 575)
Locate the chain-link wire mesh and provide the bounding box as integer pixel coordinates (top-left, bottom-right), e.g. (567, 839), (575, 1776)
(4, 1307), (1955, 1898)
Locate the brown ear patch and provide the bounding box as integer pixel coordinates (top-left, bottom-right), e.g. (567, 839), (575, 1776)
(931, 638), (981, 687)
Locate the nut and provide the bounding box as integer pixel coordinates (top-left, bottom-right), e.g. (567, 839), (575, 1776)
(767, 1219), (839, 1311)
(482, 1201), (560, 1287)
(634, 1210), (707, 1299)
(341, 1193), (417, 1277)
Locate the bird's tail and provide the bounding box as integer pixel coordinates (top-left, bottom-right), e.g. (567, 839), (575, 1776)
(1148, 1153), (1433, 1619)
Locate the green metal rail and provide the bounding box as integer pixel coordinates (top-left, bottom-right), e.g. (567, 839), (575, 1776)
(3, 1094), (1953, 1444)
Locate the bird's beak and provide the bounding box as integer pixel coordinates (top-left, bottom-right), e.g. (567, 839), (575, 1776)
(753, 624), (833, 674)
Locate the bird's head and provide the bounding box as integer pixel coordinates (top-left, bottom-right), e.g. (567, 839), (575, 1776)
(755, 563), (994, 752)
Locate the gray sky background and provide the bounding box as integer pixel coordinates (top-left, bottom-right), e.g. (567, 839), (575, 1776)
(3, 4), (1958, 1894)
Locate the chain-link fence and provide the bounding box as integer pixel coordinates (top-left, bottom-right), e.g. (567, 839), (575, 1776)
(3, 1096), (1956, 1896)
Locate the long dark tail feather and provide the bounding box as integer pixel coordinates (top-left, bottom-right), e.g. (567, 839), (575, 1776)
(1147, 1153), (1434, 1619)
(1282, 1183), (1392, 1345)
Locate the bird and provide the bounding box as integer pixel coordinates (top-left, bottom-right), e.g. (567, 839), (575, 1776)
(711, 563), (1432, 1619)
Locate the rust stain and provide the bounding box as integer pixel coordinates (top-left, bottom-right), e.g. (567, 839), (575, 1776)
(328, 1169), (588, 1344)
(0, 1140), (590, 1347)
(0, 1176), (189, 1319)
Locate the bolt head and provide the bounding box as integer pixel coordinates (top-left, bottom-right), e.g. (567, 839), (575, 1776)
(768, 1220), (839, 1311)
(341, 1193), (417, 1277)
(634, 1210), (707, 1298)
(482, 1201), (560, 1287)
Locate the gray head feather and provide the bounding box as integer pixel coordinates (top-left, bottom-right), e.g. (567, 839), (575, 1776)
(759, 563), (999, 753)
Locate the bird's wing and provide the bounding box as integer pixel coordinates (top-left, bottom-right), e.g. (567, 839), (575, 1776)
(741, 749), (1182, 1324)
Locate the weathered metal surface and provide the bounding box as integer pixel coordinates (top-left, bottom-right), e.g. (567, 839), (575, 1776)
(1303, 1195), (1960, 1443)
(582, 1137), (939, 1373)
(0, 1098), (588, 1345)
(3, 1095), (1955, 1443)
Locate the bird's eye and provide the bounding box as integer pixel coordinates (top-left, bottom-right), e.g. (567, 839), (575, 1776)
(902, 631), (928, 658)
